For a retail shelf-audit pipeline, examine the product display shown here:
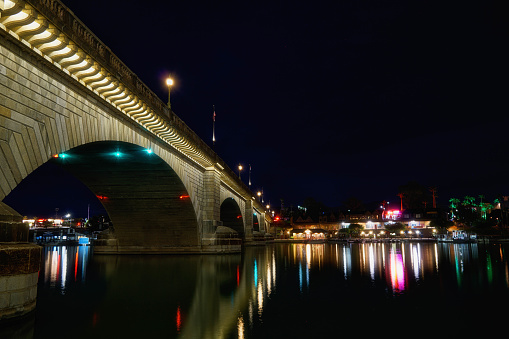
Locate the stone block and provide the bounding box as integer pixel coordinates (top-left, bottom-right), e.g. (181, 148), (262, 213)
(0, 293), (8, 309)
(6, 275), (29, 291)
(0, 276), (6, 293)
(9, 290), (29, 307)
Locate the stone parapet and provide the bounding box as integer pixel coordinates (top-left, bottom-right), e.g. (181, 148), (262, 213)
(0, 243), (41, 321)
(0, 202), (41, 322)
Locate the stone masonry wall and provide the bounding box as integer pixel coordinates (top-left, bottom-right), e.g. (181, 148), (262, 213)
(0, 36), (205, 231)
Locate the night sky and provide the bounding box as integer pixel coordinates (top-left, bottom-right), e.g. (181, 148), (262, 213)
(3, 0), (508, 217)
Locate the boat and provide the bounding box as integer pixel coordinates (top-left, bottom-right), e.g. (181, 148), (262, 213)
(78, 237), (90, 245)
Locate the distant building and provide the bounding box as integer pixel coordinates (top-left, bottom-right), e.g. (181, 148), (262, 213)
(285, 207), (442, 239)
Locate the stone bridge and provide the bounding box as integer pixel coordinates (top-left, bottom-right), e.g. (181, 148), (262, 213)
(0, 0), (272, 254)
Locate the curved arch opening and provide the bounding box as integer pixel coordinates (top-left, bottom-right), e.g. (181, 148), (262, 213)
(253, 213), (260, 232)
(55, 141), (199, 250)
(2, 161), (107, 228)
(4, 141), (200, 252)
(220, 198), (244, 239)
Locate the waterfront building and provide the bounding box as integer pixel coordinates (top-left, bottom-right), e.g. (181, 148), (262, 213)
(282, 207), (441, 239)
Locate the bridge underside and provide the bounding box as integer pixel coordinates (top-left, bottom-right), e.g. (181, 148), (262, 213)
(53, 141), (200, 253)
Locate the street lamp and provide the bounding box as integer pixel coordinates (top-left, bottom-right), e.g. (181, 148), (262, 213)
(238, 164), (243, 179)
(257, 191), (262, 201)
(166, 77), (173, 109)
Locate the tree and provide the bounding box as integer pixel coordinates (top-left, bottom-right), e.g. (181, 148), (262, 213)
(301, 197), (329, 222)
(347, 223), (363, 236)
(384, 222), (406, 234)
(342, 196), (365, 213)
(430, 218), (454, 231)
(398, 181), (430, 210)
(449, 198), (460, 219)
(449, 195), (501, 229)
(87, 214), (111, 231)
(472, 218), (498, 234)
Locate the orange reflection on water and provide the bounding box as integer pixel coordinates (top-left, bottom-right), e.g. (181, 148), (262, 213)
(176, 306), (182, 333)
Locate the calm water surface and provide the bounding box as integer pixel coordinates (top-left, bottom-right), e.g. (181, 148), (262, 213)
(4, 242), (509, 338)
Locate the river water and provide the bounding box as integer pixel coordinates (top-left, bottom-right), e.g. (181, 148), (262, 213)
(3, 241), (509, 338)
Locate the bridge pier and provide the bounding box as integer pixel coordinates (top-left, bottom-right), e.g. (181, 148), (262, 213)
(201, 166), (242, 253)
(244, 200), (256, 245)
(0, 202), (41, 322)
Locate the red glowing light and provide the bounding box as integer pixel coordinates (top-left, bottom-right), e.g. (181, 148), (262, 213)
(96, 195), (107, 200)
(176, 306), (182, 333)
(179, 195), (190, 199)
(53, 154), (59, 158)
(385, 210), (401, 220)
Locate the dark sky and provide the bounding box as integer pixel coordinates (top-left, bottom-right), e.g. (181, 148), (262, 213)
(3, 0), (508, 217)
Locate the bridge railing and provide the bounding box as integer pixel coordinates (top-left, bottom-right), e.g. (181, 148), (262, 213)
(27, 0), (218, 164)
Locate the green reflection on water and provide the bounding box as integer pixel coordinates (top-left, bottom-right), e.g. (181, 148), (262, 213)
(3, 242), (509, 338)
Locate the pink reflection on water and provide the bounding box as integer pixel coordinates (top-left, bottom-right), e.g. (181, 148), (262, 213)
(388, 247), (405, 293)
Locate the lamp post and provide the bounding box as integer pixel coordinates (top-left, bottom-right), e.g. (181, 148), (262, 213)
(166, 77), (173, 109)
(238, 164), (243, 179)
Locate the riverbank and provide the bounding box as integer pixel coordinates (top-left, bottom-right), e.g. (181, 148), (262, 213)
(272, 237), (509, 244)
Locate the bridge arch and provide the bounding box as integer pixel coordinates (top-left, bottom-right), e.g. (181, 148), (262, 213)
(0, 0), (270, 253)
(52, 141), (200, 251)
(220, 198), (245, 239)
(0, 28), (206, 229)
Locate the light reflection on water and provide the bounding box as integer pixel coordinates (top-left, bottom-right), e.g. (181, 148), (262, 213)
(41, 246), (91, 293)
(3, 242), (507, 338)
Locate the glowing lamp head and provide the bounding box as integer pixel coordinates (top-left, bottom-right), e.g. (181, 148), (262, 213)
(166, 78), (173, 87)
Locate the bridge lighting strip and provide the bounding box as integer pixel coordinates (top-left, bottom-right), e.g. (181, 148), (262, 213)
(0, 0), (211, 167)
